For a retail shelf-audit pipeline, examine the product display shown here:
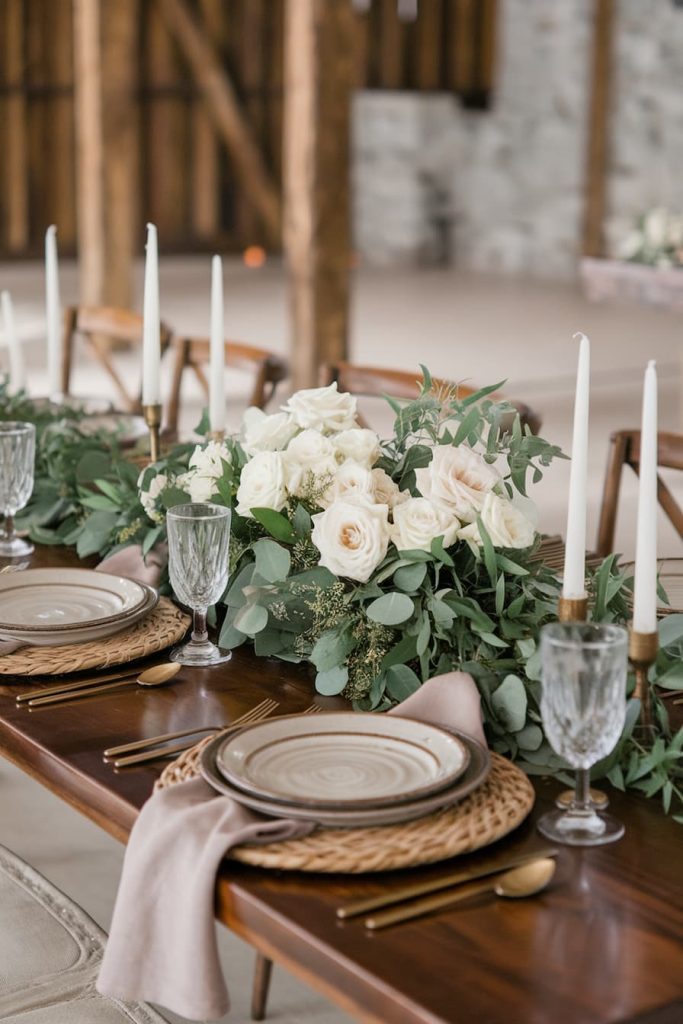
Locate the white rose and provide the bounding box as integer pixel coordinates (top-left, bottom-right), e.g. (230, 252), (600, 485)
(311, 497), (390, 583)
(184, 472), (220, 504)
(284, 382), (358, 433)
(391, 497), (460, 552)
(189, 439), (232, 478)
(283, 429), (338, 501)
(327, 459), (376, 505)
(415, 445), (500, 522)
(235, 451), (287, 519)
(371, 468), (409, 509)
(138, 471), (168, 524)
(458, 492), (536, 550)
(333, 428), (380, 467)
(242, 407), (298, 455)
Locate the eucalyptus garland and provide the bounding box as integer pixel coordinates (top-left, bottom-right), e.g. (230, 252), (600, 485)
(1, 377), (681, 818)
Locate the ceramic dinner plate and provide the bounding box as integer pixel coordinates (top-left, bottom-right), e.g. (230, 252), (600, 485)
(201, 717), (490, 828)
(0, 569), (157, 645)
(215, 713), (471, 809)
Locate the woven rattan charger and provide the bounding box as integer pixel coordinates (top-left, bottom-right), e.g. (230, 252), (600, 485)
(0, 598), (190, 677)
(156, 729), (535, 873)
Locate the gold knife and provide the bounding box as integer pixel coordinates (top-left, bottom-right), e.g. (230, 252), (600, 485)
(337, 846), (558, 920)
(16, 667), (154, 704)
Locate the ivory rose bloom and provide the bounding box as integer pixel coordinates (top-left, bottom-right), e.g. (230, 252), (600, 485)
(327, 460), (375, 504)
(458, 492), (536, 550)
(189, 439), (232, 477)
(311, 497), (390, 583)
(333, 428), (380, 467)
(391, 497), (460, 552)
(138, 471), (169, 524)
(235, 451), (287, 518)
(284, 382), (358, 433)
(283, 429), (338, 500)
(242, 407), (297, 455)
(184, 472), (220, 504)
(371, 468), (408, 509)
(415, 444), (500, 521)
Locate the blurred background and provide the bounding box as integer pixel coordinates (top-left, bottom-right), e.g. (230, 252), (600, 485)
(0, 0), (682, 556)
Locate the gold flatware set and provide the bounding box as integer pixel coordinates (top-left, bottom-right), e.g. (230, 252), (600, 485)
(338, 849), (558, 929)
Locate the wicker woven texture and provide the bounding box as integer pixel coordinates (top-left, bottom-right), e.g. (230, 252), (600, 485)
(0, 598), (190, 677)
(156, 734), (534, 873)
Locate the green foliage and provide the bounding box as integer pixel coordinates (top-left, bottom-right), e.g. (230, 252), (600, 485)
(5, 378), (681, 818)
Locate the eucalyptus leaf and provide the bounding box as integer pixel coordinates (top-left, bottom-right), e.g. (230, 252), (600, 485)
(491, 674), (528, 732)
(366, 592), (414, 626)
(385, 664), (421, 701)
(394, 562), (427, 592)
(315, 666), (349, 696)
(253, 538), (291, 582)
(233, 603), (269, 635)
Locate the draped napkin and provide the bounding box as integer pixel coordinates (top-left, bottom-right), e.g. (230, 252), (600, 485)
(97, 673), (486, 1021)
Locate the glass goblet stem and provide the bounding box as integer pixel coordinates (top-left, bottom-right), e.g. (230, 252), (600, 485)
(192, 607), (208, 644)
(574, 767), (590, 810)
(2, 513), (14, 541)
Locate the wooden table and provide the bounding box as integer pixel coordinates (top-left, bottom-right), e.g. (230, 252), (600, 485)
(1, 546), (682, 1024)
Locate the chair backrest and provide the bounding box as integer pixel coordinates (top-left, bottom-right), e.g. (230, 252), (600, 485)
(324, 362), (542, 436)
(166, 336), (288, 435)
(61, 305), (173, 413)
(595, 429), (683, 557)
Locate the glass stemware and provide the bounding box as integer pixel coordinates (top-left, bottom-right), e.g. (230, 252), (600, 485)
(0, 421), (35, 558)
(166, 502), (232, 667)
(537, 622), (628, 846)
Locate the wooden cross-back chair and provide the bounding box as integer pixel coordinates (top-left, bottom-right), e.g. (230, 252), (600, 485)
(61, 306), (174, 413)
(323, 362), (543, 436)
(166, 336), (288, 435)
(595, 429), (683, 557)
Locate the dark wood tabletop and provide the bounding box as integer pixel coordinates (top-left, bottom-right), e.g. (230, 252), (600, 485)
(1, 546), (682, 1024)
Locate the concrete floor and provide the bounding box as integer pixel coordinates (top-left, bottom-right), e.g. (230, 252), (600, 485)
(1, 259), (682, 1023)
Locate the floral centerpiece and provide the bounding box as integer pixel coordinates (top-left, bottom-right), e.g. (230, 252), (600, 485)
(5, 374), (681, 815)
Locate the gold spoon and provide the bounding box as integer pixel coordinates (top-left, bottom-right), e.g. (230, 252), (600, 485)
(27, 662), (182, 707)
(365, 857), (557, 930)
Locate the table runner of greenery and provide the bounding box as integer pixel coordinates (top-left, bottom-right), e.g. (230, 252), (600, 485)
(1, 377), (681, 818)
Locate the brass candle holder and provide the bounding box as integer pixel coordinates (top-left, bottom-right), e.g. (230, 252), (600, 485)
(207, 429), (226, 443)
(142, 403), (162, 463)
(557, 595), (589, 623)
(628, 628), (659, 730)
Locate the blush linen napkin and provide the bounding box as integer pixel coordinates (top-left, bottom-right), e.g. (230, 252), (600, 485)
(97, 672), (486, 1021)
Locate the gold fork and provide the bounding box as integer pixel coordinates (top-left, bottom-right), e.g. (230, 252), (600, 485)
(106, 698), (280, 767)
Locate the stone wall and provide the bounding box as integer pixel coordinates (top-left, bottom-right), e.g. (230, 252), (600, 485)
(353, 0), (683, 279)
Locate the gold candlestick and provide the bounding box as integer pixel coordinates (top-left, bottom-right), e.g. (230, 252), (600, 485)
(207, 429), (225, 443)
(628, 629), (658, 729)
(142, 403), (162, 463)
(558, 595), (589, 623)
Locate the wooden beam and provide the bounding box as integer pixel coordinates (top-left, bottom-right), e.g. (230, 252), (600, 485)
(582, 0), (614, 258)
(73, 0), (139, 308)
(191, 0), (223, 241)
(283, 0), (354, 390)
(157, 0), (281, 244)
(4, 0), (29, 252)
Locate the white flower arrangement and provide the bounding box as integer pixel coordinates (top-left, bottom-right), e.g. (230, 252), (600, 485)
(615, 207), (683, 269)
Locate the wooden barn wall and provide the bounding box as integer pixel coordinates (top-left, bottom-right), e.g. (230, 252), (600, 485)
(0, 0), (497, 258)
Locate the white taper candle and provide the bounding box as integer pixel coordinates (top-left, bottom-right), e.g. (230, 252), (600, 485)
(45, 225), (62, 398)
(209, 255), (226, 433)
(562, 332), (590, 599)
(142, 223), (161, 406)
(633, 361), (658, 634)
(1, 290), (26, 393)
